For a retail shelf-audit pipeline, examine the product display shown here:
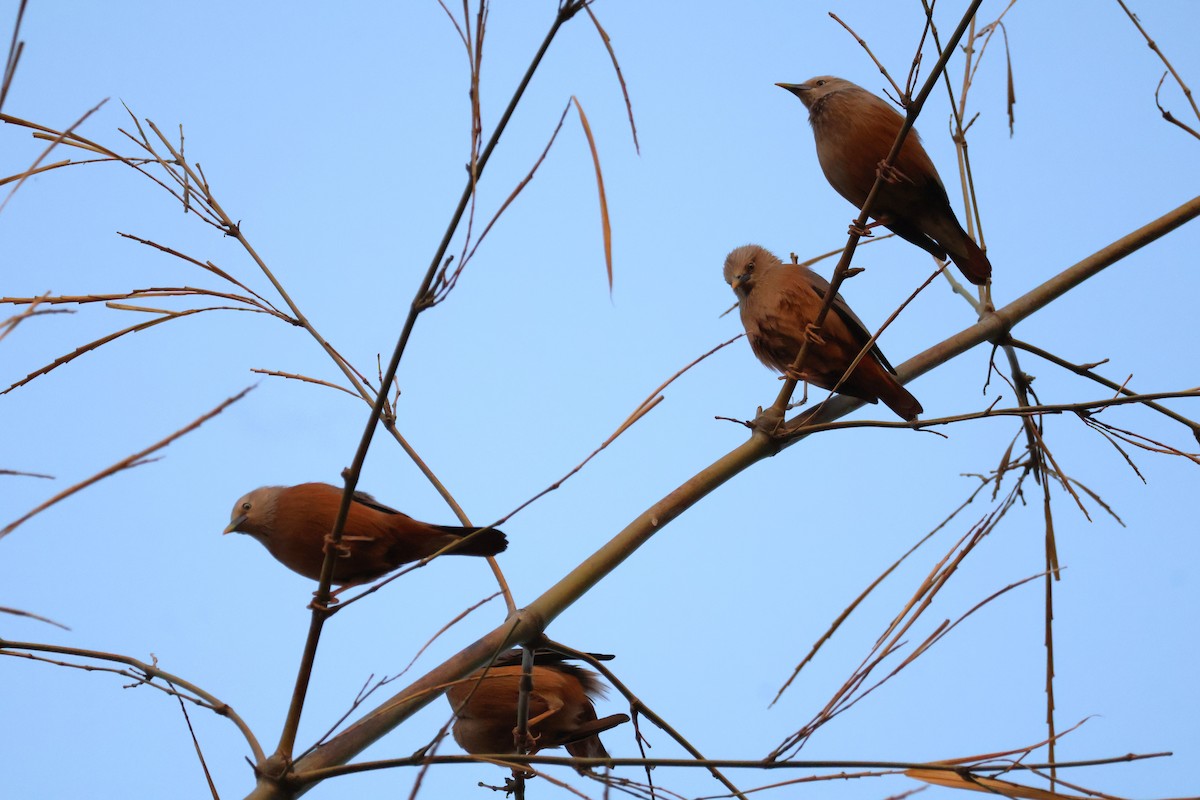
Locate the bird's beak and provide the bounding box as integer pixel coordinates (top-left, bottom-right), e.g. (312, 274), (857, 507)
(223, 514), (247, 535)
(776, 82), (805, 97)
(729, 277), (743, 292)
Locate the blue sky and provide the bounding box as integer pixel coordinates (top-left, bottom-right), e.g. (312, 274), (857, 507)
(3, 2), (1199, 798)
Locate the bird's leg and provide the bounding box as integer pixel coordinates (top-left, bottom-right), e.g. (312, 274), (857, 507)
(514, 699), (561, 752)
(875, 160), (911, 184)
(803, 323), (827, 346)
(784, 380), (810, 411)
(323, 533), (372, 560)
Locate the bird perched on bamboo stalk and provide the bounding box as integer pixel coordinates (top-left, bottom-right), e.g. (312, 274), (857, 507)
(446, 648), (629, 771)
(777, 76), (991, 285)
(724, 244), (922, 421)
(223, 482), (507, 585)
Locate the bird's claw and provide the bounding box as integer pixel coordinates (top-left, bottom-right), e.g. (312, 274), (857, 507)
(307, 591), (341, 612)
(322, 535), (353, 559)
(513, 726), (541, 753)
(875, 160), (910, 184)
(804, 324), (827, 346)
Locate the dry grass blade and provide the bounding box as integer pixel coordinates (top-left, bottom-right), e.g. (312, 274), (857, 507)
(0, 605), (70, 630)
(251, 369), (360, 399)
(904, 768), (1097, 800)
(694, 769), (900, 800)
(1001, 21), (1017, 135)
(0, 157), (71, 186)
(769, 478), (992, 707)
(0, 385), (253, 539)
(1081, 411), (1200, 465)
(0, 295), (70, 343)
(1080, 415), (1148, 482)
(772, 488), (1032, 759)
(117, 232), (283, 311)
(0, 98), (108, 212)
(571, 95), (613, 293)
(0, 469), (53, 478)
(1064, 476), (1125, 525)
(582, 3), (639, 154)
(2, 304), (267, 395)
(0, 0), (27, 112)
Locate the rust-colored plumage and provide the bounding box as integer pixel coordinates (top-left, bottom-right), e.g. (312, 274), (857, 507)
(446, 649), (629, 770)
(724, 244), (922, 421)
(778, 76), (991, 285)
(223, 482), (507, 585)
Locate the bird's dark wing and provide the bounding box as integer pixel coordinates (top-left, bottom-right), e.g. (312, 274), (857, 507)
(350, 489), (413, 519)
(804, 269), (897, 374)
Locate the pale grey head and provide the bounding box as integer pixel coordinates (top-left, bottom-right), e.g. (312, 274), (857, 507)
(223, 486), (281, 539)
(775, 76), (859, 112)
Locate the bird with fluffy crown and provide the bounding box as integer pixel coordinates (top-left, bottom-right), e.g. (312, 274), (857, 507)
(724, 244), (922, 421)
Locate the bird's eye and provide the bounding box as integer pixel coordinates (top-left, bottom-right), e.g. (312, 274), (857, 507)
(816, 79), (826, 87)
(745, 261), (755, 273)
(242, 502), (252, 511)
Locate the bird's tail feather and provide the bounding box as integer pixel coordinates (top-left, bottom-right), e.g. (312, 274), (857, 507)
(947, 233), (991, 285)
(879, 381), (923, 422)
(434, 525), (508, 556)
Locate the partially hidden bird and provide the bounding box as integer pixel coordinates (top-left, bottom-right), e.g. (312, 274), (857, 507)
(223, 482), (507, 585)
(777, 76), (991, 285)
(724, 244), (923, 421)
(446, 648), (630, 771)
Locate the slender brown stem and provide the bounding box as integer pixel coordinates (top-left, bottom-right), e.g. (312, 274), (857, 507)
(0, 638), (265, 762)
(296, 750), (1171, 781)
(265, 0), (590, 779)
(1009, 338), (1200, 443)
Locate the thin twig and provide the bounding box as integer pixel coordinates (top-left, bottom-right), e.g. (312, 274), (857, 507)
(265, 2), (591, 775)
(0, 639), (265, 762)
(1115, 0), (1200, 138)
(1, 387), (253, 539)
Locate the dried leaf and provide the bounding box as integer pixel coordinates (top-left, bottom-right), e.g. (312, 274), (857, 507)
(571, 96), (613, 293)
(906, 768), (1082, 799)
